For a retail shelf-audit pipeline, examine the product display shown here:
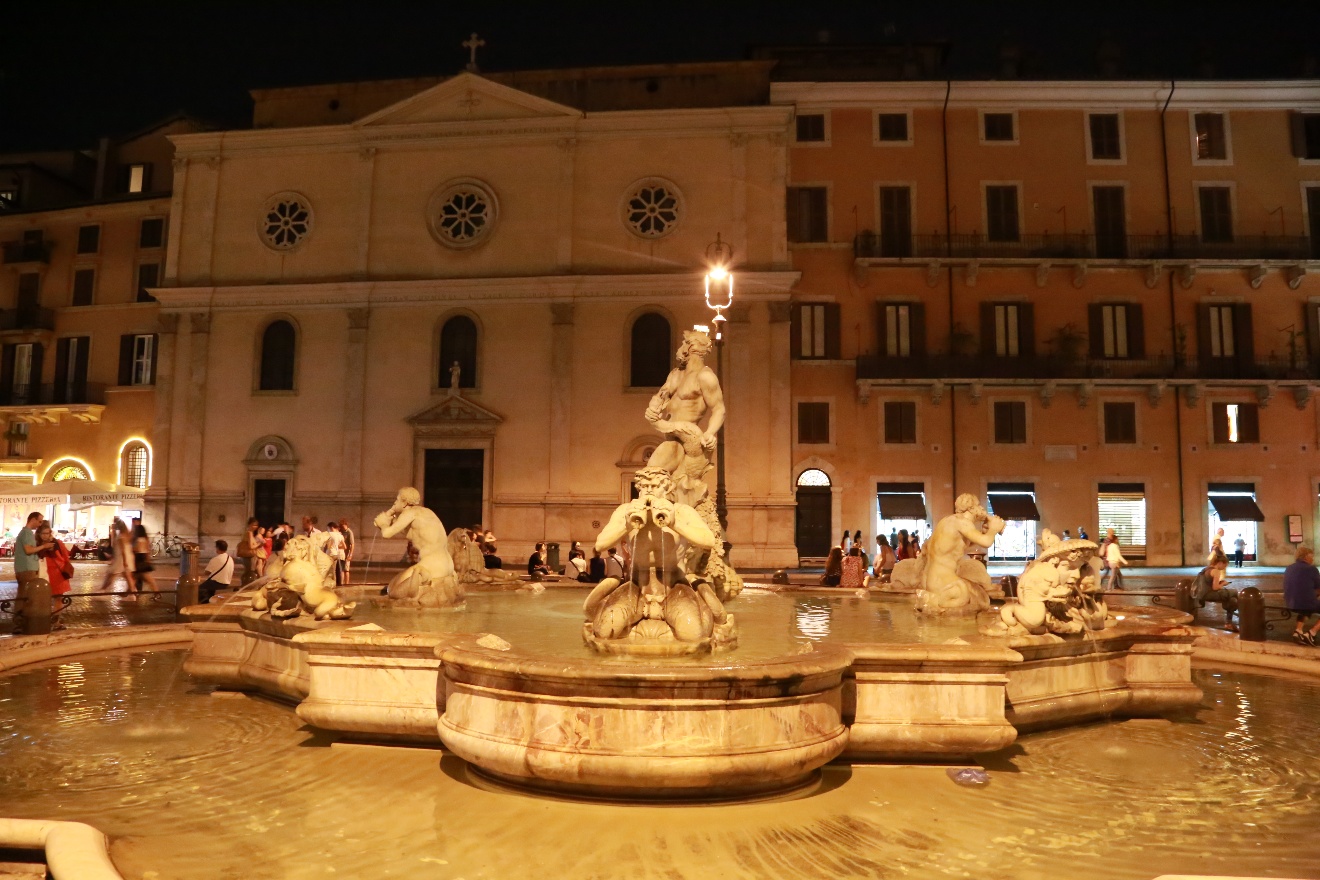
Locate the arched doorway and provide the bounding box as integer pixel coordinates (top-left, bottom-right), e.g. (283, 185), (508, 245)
(795, 468), (832, 559)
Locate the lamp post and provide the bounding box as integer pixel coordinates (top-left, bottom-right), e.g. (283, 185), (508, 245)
(703, 234), (734, 550)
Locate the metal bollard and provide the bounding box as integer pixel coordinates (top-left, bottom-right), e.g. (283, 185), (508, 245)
(1174, 579), (1196, 614)
(20, 578), (53, 635)
(1237, 587), (1265, 642)
(175, 542), (201, 616)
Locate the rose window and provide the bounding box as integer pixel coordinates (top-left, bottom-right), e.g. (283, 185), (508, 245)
(428, 179), (499, 249)
(623, 179), (682, 239)
(259, 193), (313, 251)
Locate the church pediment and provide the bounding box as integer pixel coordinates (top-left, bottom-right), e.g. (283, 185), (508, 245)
(407, 391), (504, 433)
(355, 72), (583, 127)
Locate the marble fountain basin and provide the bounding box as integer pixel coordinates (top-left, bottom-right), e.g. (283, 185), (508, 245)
(181, 589), (1201, 799)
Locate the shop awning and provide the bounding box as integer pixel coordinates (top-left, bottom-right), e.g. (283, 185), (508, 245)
(987, 493), (1041, 521)
(877, 494), (928, 519)
(1209, 495), (1265, 522)
(0, 480), (145, 509)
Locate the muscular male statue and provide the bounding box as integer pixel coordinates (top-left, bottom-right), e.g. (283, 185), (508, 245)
(373, 487), (463, 608)
(583, 467), (733, 652)
(915, 493), (1005, 616)
(644, 329), (725, 507)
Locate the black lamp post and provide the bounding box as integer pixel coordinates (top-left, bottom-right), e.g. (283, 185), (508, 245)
(704, 234), (733, 548)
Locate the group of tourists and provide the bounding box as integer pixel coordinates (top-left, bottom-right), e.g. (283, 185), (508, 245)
(11, 511), (76, 629)
(97, 516), (160, 595)
(820, 529), (922, 587)
(236, 516), (357, 586)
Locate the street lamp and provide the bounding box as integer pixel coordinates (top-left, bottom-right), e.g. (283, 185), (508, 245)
(703, 234), (733, 548)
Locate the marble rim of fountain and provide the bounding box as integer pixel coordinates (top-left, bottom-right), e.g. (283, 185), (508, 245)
(436, 633), (853, 799)
(0, 624), (192, 675)
(0, 817), (122, 880)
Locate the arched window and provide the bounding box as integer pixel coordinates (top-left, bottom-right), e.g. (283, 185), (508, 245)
(48, 462), (90, 482)
(439, 315), (478, 389)
(258, 320), (296, 391)
(797, 468), (832, 487)
(629, 312), (672, 388)
(121, 442), (150, 488)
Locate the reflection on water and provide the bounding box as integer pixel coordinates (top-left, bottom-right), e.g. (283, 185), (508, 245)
(1, 651), (1318, 879)
(355, 588), (983, 661)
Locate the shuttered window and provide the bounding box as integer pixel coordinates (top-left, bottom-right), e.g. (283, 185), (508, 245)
(787, 187), (829, 243)
(791, 303), (840, 360)
(797, 402), (830, 444)
(1098, 483), (1146, 559)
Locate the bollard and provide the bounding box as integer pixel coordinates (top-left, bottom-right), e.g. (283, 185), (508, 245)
(1237, 587), (1265, 642)
(1173, 579), (1196, 615)
(546, 542), (561, 575)
(1000, 575), (1018, 599)
(175, 542), (201, 616)
(771, 570), (789, 585)
(20, 578), (53, 635)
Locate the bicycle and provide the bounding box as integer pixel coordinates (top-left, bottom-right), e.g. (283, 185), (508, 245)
(150, 534), (187, 558)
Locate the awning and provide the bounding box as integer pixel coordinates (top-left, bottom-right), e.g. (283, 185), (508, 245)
(877, 494), (928, 519)
(1209, 495), (1265, 522)
(0, 479), (145, 508)
(987, 493), (1041, 521)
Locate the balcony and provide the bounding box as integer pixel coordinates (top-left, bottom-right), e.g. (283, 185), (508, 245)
(854, 233), (1317, 264)
(1, 240), (53, 264)
(0, 382), (107, 407)
(0, 307), (56, 332)
(855, 354), (1315, 382)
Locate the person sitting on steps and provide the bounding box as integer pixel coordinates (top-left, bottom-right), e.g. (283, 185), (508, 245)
(1193, 551), (1239, 633)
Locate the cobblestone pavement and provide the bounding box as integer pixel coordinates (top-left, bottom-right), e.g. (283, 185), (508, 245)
(0, 560), (181, 634)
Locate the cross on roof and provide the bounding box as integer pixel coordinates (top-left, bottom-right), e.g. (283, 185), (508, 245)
(462, 33), (486, 72)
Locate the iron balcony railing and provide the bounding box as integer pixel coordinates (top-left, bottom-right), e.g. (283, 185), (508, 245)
(0, 307), (56, 332)
(856, 354), (1317, 382)
(854, 232), (1317, 262)
(1, 240), (53, 264)
(0, 382), (107, 407)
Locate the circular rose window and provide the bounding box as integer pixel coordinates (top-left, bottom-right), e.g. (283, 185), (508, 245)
(259, 193), (313, 251)
(622, 178), (683, 240)
(428, 179), (499, 249)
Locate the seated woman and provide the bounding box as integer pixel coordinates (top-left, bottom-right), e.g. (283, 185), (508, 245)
(840, 545), (867, 589)
(820, 546), (843, 587)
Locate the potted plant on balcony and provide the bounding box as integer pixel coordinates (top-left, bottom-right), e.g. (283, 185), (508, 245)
(1048, 323), (1086, 364)
(949, 323), (977, 357)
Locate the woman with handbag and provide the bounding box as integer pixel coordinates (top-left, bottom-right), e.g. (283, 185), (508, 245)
(36, 523), (73, 627)
(131, 518), (160, 594)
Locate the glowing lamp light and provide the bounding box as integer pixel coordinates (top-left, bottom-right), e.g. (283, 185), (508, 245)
(703, 233), (734, 335)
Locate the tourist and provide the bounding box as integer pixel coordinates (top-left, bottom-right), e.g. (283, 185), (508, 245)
(271, 523), (290, 556)
(324, 522), (348, 585)
(237, 517), (260, 579)
(13, 512), (52, 622)
(840, 530), (852, 553)
(1233, 535), (1246, 569)
(302, 515), (323, 542)
(1283, 545), (1320, 646)
(895, 530), (913, 561)
(527, 541), (551, 578)
(873, 535), (896, 580)
(131, 518), (160, 594)
(911, 531), (922, 557)
(1193, 552), (1239, 632)
(1062, 529), (1072, 541)
(820, 546), (843, 586)
(35, 522), (72, 625)
(567, 542), (588, 581)
(340, 518), (355, 584)
(851, 530), (868, 567)
(97, 518), (134, 594)
(1103, 528), (1127, 591)
(604, 547), (626, 580)
(1078, 526), (1089, 541)
(588, 549), (605, 583)
(888, 528), (898, 551)
(198, 540), (236, 604)
(840, 545), (866, 589)
(482, 537), (504, 570)
(1208, 527), (1225, 562)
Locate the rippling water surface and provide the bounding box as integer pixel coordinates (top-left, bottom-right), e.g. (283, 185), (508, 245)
(2, 650), (1318, 879)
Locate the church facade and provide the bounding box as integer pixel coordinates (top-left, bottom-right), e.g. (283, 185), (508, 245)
(152, 72), (801, 566)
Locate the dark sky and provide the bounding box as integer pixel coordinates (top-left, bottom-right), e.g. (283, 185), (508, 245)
(4, 1), (1319, 151)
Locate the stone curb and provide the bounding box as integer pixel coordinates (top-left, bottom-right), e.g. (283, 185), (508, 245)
(0, 817), (123, 880)
(0, 624), (193, 674)
(1191, 629), (1320, 678)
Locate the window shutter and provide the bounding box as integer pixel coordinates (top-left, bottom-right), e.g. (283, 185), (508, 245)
(1196, 305), (1213, 363)
(1211, 404), (1229, 443)
(810, 188), (829, 242)
(1291, 112), (1308, 159)
(786, 190), (801, 243)
(1126, 304), (1145, 358)
(1018, 303), (1036, 357)
(789, 304), (802, 360)
(910, 302), (927, 357)
(74, 336), (89, 390)
(53, 338), (69, 403)
(149, 334), (159, 385)
(875, 302), (888, 358)
(1305, 303), (1320, 361)
(980, 302), (995, 356)
(1239, 403), (1261, 443)
(1088, 305), (1105, 358)
(824, 303), (841, 359)
(142, 164), (154, 192)
(1233, 305), (1254, 363)
(118, 335), (134, 386)
(29, 344), (43, 395)
(0, 345), (14, 401)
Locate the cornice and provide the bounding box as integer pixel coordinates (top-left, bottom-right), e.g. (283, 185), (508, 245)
(154, 270), (800, 312)
(771, 80), (1320, 111)
(170, 106), (792, 159)
(0, 197), (172, 227)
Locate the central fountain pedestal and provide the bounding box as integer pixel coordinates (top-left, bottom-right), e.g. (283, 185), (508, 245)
(437, 634), (851, 799)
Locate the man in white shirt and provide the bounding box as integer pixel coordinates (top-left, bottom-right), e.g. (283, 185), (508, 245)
(198, 540), (236, 603)
(603, 547), (626, 580)
(324, 522), (348, 585)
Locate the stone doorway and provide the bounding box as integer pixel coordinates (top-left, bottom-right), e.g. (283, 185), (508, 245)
(253, 479), (286, 529)
(424, 449), (485, 532)
(795, 468), (833, 559)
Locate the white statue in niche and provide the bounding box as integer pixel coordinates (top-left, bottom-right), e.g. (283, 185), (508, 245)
(914, 493), (1004, 616)
(643, 329), (742, 601)
(988, 530), (1109, 637)
(583, 466), (735, 655)
(373, 487), (464, 609)
(250, 535), (356, 620)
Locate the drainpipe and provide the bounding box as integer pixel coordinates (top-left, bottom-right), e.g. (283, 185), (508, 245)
(1159, 80), (1187, 565)
(942, 80), (956, 502)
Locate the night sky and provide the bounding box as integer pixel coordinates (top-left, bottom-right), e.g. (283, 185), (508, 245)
(4, 1), (1319, 151)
